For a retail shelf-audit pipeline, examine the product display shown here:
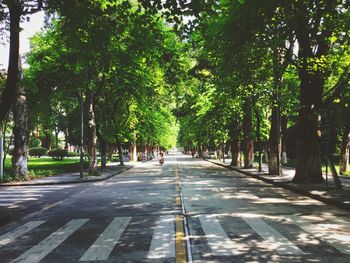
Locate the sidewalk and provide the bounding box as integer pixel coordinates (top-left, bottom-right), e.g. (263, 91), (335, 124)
(205, 158), (350, 212)
(0, 163), (133, 187)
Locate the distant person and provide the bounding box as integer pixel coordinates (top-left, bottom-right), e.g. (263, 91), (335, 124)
(191, 150), (195, 158)
(159, 151), (164, 165)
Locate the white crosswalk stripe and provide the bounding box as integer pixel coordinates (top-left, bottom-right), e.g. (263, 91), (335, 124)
(2, 214), (350, 261)
(288, 215), (350, 254)
(79, 217), (131, 261)
(0, 185), (72, 208)
(0, 221), (45, 248)
(199, 215), (242, 256)
(243, 217), (305, 255)
(147, 215), (175, 259)
(11, 219), (88, 263)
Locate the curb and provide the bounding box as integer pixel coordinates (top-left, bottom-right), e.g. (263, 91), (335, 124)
(0, 166), (133, 187)
(205, 159), (350, 212)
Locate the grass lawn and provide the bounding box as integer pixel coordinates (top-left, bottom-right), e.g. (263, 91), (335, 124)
(278, 159), (350, 176)
(3, 157), (88, 182)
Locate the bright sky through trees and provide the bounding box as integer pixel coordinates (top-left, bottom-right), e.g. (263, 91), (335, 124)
(0, 11), (44, 69)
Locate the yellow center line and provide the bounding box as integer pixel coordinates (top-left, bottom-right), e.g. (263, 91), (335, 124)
(176, 196), (181, 205)
(174, 164), (188, 262)
(176, 215), (187, 263)
(175, 164), (180, 192)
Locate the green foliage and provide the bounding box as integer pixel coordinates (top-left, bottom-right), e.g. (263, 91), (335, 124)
(3, 157), (89, 181)
(29, 137), (41, 148)
(48, 148), (68, 160)
(67, 151), (81, 157)
(29, 147), (48, 158)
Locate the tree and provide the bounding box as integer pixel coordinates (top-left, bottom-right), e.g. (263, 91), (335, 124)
(0, 0), (44, 124)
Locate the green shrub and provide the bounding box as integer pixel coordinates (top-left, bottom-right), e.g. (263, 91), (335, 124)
(29, 147), (48, 158)
(48, 148), (68, 160)
(29, 137), (41, 148)
(67, 151), (81, 157)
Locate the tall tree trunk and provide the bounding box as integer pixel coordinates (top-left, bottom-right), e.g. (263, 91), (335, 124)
(12, 86), (29, 179)
(292, 3), (329, 184)
(268, 49), (283, 175)
(96, 129), (106, 171)
(86, 93), (97, 176)
(41, 130), (52, 149)
(339, 126), (350, 175)
(0, 2), (21, 123)
(64, 129), (69, 150)
(106, 143), (113, 161)
(230, 140), (240, 166)
(281, 115), (288, 164)
(229, 117), (241, 166)
(117, 141), (124, 166)
(243, 100), (254, 168)
(268, 92), (281, 175)
(130, 141), (137, 161)
(255, 110), (262, 172)
(55, 127), (59, 148)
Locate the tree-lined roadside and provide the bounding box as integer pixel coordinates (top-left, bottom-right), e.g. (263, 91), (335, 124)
(1, 1), (350, 185)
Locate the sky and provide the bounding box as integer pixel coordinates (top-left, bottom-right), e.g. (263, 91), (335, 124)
(0, 11), (45, 70)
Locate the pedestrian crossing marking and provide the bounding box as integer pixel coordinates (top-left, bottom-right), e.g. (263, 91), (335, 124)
(11, 219), (88, 263)
(3, 214), (350, 261)
(199, 215), (242, 256)
(79, 217), (131, 261)
(289, 215), (350, 254)
(243, 217), (305, 255)
(0, 221), (45, 248)
(147, 215), (175, 259)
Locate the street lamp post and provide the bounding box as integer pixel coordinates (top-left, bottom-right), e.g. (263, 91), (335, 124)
(0, 133), (3, 183)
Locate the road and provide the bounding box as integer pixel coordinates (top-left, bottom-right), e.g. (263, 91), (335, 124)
(0, 151), (350, 262)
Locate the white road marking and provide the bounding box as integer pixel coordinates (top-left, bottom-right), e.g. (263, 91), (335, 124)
(0, 221), (45, 248)
(147, 215), (175, 259)
(11, 219), (88, 263)
(289, 215), (350, 254)
(244, 217), (305, 255)
(199, 215), (241, 256)
(79, 217), (131, 261)
(0, 185), (72, 208)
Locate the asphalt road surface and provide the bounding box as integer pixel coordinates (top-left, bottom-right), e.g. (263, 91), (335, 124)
(0, 151), (350, 262)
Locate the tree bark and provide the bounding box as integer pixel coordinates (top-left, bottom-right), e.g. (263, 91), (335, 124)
(130, 141), (137, 161)
(117, 141), (124, 166)
(281, 115), (288, 164)
(292, 4), (327, 184)
(268, 92), (281, 175)
(229, 118), (241, 166)
(230, 140), (240, 166)
(255, 110), (262, 172)
(243, 100), (254, 168)
(0, 1), (21, 124)
(339, 126), (350, 175)
(12, 87), (29, 180)
(268, 48), (283, 175)
(41, 130), (52, 149)
(96, 129), (106, 171)
(86, 93), (97, 176)
(106, 143), (114, 161)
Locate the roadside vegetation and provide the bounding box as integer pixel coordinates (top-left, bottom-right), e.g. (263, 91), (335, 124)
(1, 1), (350, 183)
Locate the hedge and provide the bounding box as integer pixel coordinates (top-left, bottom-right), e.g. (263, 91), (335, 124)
(48, 148), (68, 160)
(29, 147), (48, 158)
